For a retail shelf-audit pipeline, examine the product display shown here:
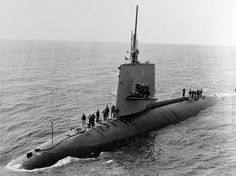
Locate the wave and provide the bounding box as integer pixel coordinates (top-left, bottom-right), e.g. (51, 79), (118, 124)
(214, 92), (236, 98)
(6, 155), (100, 173)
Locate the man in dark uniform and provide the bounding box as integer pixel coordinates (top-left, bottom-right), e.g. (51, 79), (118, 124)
(196, 90), (200, 99)
(192, 91), (196, 100)
(188, 89), (192, 99)
(191, 90), (195, 99)
(182, 88), (186, 97)
(92, 114), (96, 128)
(114, 106), (119, 119)
(200, 89), (203, 97)
(105, 105), (110, 119)
(96, 109), (100, 123)
(111, 105), (115, 118)
(88, 115), (91, 128)
(81, 113), (86, 128)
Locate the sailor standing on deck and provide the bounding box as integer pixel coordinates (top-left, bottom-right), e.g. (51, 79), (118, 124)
(105, 105), (110, 120)
(81, 113), (86, 128)
(96, 109), (100, 123)
(88, 114), (92, 128)
(91, 114), (95, 128)
(200, 89), (203, 97)
(102, 109), (106, 121)
(111, 105), (115, 118)
(196, 90), (200, 99)
(182, 88), (186, 97)
(114, 106), (119, 119)
(188, 89), (192, 99)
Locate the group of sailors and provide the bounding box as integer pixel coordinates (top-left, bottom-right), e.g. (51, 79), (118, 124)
(135, 83), (150, 98)
(182, 88), (203, 100)
(81, 105), (119, 129)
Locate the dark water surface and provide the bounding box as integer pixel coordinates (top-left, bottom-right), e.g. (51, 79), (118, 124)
(0, 40), (236, 175)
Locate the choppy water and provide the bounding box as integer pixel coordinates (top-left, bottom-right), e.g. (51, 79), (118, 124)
(0, 40), (236, 176)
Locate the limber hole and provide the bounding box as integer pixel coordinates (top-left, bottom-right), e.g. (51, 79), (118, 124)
(26, 152), (33, 158)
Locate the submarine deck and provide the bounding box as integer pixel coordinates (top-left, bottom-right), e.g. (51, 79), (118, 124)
(120, 96), (190, 119)
(34, 128), (86, 152)
(33, 96), (202, 154)
(147, 97), (189, 109)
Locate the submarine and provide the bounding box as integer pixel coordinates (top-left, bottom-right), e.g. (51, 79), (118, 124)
(11, 5), (217, 170)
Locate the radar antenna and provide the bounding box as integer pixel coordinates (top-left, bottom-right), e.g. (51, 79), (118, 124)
(130, 5), (139, 64)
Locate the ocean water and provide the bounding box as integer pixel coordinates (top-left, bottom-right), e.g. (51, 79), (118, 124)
(0, 40), (236, 176)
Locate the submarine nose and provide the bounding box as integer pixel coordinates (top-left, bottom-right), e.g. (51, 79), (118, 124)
(11, 149), (65, 170)
(10, 152), (36, 170)
(10, 151), (45, 170)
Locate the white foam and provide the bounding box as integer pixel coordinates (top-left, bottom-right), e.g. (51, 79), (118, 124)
(6, 156), (24, 172)
(6, 155), (99, 172)
(6, 160), (21, 171)
(52, 156), (80, 168)
(105, 159), (113, 164)
(6, 158), (40, 173)
(214, 92), (236, 98)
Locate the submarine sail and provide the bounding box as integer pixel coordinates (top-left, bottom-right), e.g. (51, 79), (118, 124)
(9, 5), (217, 170)
(116, 5), (156, 117)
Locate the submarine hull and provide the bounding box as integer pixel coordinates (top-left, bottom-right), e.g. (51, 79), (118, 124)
(12, 97), (216, 170)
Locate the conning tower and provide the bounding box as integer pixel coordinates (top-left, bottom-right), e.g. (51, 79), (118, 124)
(116, 6), (155, 116)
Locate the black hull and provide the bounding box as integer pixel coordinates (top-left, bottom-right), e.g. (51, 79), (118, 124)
(11, 96), (217, 170)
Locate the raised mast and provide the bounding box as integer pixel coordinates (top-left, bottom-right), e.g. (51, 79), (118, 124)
(133, 5), (138, 49)
(130, 5), (139, 64)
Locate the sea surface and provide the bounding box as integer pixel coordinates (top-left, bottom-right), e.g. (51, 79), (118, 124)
(0, 40), (236, 176)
